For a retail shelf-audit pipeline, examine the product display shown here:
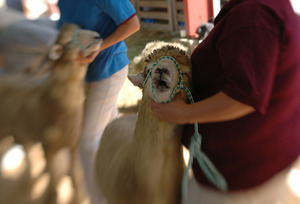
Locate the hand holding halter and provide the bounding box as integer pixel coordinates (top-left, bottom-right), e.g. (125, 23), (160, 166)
(144, 56), (228, 199)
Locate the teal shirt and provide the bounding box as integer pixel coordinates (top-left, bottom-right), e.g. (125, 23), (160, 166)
(58, 0), (136, 81)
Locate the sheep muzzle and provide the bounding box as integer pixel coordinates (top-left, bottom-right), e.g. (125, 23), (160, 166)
(152, 78), (170, 91)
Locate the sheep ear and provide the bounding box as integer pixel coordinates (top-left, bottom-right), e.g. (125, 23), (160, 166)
(128, 72), (144, 89)
(48, 44), (64, 60)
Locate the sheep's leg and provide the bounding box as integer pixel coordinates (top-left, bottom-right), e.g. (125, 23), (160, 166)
(69, 147), (88, 204)
(45, 159), (58, 204)
(43, 149), (67, 204)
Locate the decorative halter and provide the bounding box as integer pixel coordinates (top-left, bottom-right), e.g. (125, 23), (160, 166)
(144, 56), (228, 199)
(65, 29), (88, 56)
(143, 56), (193, 103)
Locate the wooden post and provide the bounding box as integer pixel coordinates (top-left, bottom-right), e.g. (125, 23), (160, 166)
(172, 0), (185, 32)
(136, 0), (174, 31)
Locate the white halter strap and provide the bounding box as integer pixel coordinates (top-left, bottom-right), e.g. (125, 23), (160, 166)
(65, 29), (88, 56)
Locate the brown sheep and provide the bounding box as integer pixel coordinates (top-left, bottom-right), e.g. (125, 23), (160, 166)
(0, 23), (102, 203)
(95, 45), (192, 204)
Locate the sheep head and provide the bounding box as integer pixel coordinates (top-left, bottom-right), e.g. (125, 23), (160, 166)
(131, 40), (189, 74)
(48, 24), (103, 61)
(129, 45), (192, 103)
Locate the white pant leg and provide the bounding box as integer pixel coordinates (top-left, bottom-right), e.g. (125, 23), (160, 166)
(79, 66), (128, 204)
(182, 156), (300, 204)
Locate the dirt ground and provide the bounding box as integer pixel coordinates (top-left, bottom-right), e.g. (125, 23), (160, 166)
(125, 25), (179, 64)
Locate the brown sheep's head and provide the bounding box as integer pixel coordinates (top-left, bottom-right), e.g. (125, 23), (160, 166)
(48, 24), (103, 61)
(129, 45), (192, 103)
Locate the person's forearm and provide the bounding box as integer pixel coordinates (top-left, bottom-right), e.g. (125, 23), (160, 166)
(185, 92), (255, 124)
(99, 14), (140, 52)
(76, 14), (140, 65)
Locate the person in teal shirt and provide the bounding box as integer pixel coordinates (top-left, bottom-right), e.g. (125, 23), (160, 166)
(58, 0), (140, 203)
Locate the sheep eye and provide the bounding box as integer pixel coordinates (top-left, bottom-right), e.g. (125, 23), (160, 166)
(183, 72), (191, 80)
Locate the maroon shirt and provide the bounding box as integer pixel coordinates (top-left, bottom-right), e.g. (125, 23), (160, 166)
(183, 0), (300, 190)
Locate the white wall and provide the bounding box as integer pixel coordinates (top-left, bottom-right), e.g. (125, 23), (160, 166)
(213, 0), (221, 18)
(290, 0), (300, 15)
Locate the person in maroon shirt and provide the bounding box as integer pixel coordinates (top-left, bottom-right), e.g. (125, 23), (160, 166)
(150, 0), (300, 203)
